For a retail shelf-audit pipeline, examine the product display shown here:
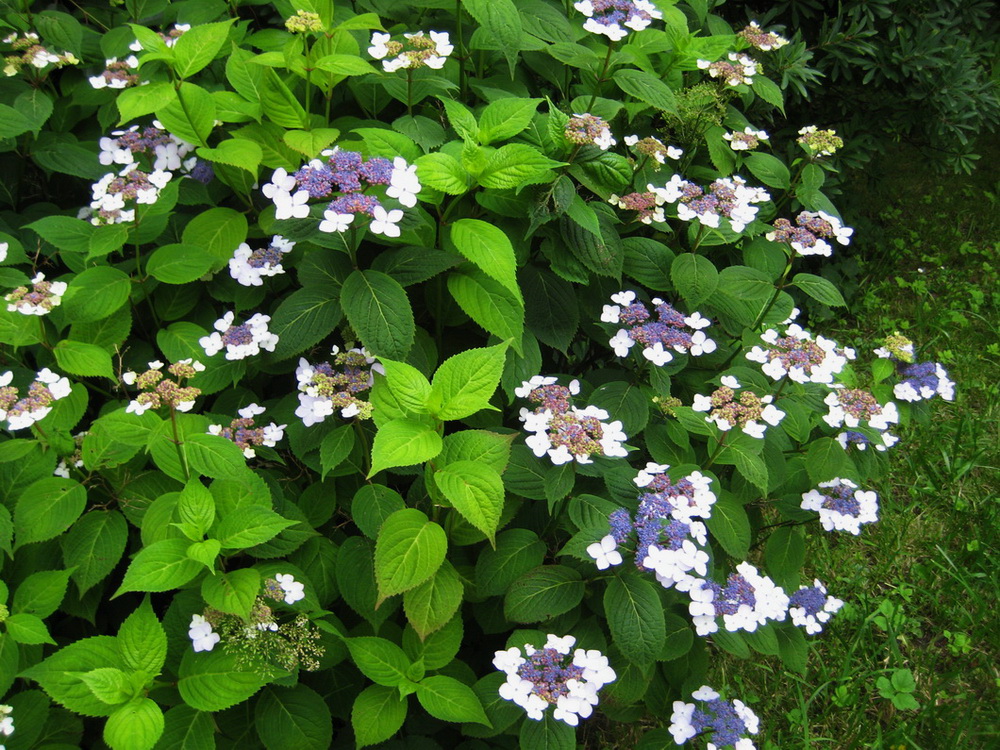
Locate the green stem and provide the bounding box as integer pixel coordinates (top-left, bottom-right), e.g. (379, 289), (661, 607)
(704, 430), (729, 469)
(406, 68), (414, 117)
(169, 406), (191, 481)
(353, 419), (371, 478)
(456, 0), (467, 100)
(749, 252), (795, 331)
(690, 223), (708, 253)
(586, 40), (615, 112)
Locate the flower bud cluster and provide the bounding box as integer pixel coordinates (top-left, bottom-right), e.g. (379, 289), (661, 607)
(573, 0), (663, 41)
(229, 235), (295, 286)
(188, 575), (322, 670)
(624, 135), (682, 168)
(670, 685), (760, 748)
(687, 561), (789, 636)
(295, 346), (382, 426)
(5, 273), (67, 315)
(493, 634), (616, 726)
(800, 478), (879, 535)
(0, 369), (72, 431)
(739, 21), (790, 51)
(208, 404), (286, 459)
(797, 126), (843, 157)
(2, 31), (78, 77)
(724, 126), (769, 151)
(608, 191), (665, 224)
(565, 113), (616, 150)
(123, 359), (204, 415)
(285, 10), (324, 34)
(650, 174), (770, 233)
(89, 56), (141, 89)
(602, 291), (716, 365)
(697, 53), (757, 86)
(516, 376), (628, 465)
(368, 31), (453, 72)
(746, 324), (854, 384)
(692, 375), (785, 438)
(200, 311), (279, 360)
(766, 210), (853, 257)
(788, 580), (844, 635)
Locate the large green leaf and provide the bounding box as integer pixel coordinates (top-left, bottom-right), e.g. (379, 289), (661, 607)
(369, 418), (442, 477)
(374, 508), (447, 601)
(177, 649), (269, 712)
(255, 685), (333, 750)
(352, 685), (407, 748)
(341, 270), (415, 360)
(604, 575), (666, 664)
(463, 0), (522, 77)
(430, 342), (507, 420)
(14, 477), (87, 547)
(61, 510), (128, 595)
(403, 560), (464, 639)
(671, 253), (719, 306)
(504, 565), (584, 623)
(447, 269), (524, 348)
(104, 698), (164, 750)
(449, 219), (521, 301)
(433, 461), (505, 543)
(114, 538), (203, 596)
(416, 675), (490, 726)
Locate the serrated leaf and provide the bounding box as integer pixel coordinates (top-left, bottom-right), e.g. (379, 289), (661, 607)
(433, 461), (505, 543)
(14, 477), (87, 547)
(447, 269), (524, 348)
(177, 649), (269, 712)
(504, 565), (584, 623)
(416, 675), (490, 726)
(352, 684), (407, 749)
(430, 342), (507, 420)
(369, 418), (442, 477)
(346, 637), (411, 687)
(704, 494), (751, 559)
(613, 69), (678, 112)
(255, 685), (333, 750)
(449, 219), (521, 301)
(403, 560), (464, 639)
(341, 270), (415, 360)
(61, 510), (128, 595)
(54, 340), (115, 379)
(201, 568), (260, 618)
(118, 599), (167, 677)
(791, 273), (847, 307)
(115, 538), (203, 596)
(671, 253), (719, 306)
(374, 508), (447, 602)
(605, 575), (666, 664)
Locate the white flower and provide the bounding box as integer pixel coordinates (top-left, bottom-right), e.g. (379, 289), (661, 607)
(368, 32), (391, 59)
(586, 535), (623, 570)
(609, 329), (635, 357)
(275, 573), (305, 604)
(370, 205), (403, 237)
(318, 210), (354, 234)
(188, 615), (220, 652)
(387, 157), (421, 207)
(642, 342), (673, 366)
(273, 189), (310, 220)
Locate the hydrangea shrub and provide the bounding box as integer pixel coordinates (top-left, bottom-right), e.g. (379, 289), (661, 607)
(0, 1), (955, 749)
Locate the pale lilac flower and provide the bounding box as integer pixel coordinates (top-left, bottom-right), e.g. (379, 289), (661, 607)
(370, 205), (403, 237)
(697, 53), (757, 86)
(274, 573), (305, 604)
(746, 325), (854, 384)
(5, 273), (67, 315)
(603, 293), (716, 364)
(650, 175), (769, 233)
(574, 0), (662, 41)
(687, 562), (789, 636)
(188, 615), (220, 652)
(295, 346), (379, 425)
(586, 535), (623, 570)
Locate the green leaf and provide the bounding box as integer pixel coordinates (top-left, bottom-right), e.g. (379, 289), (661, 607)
(177, 649), (269, 712)
(114, 538), (203, 596)
(430, 342), (507, 420)
(718, 439), (769, 493)
(414, 152), (470, 195)
(605, 575), (666, 664)
(346, 637), (411, 687)
(201, 568), (260, 618)
(172, 19), (235, 78)
(374, 508), (447, 601)
(5, 613), (54, 645)
(313, 53), (379, 76)
(0, 103), (34, 138)
(177, 479), (215, 537)
(403, 560), (464, 639)
(53, 340), (115, 379)
(255, 685), (333, 750)
(341, 270), (415, 360)
(269, 288), (343, 360)
(440, 430), (514, 474)
(752, 75), (784, 112)
(117, 82), (177, 125)
(61, 510), (128, 595)
(449, 219), (521, 302)
(791, 273), (847, 307)
(12, 569), (72, 618)
(447, 270), (524, 347)
(185, 434), (251, 480)
(478, 145), (563, 189)
(87, 224), (130, 261)
(320, 424), (356, 479)
(463, 0), (522, 77)
(156, 82), (216, 147)
(337, 537), (399, 628)
(765, 527), (805, 590)
(522, 266), (579, 352)
(217, 506), (296, 549)
(118, 598), (167, 677)
(560, 211), (623, 278)
(776, 626), (808, 674)
(745, 152), (790, 190)
(62, 267), (131, 322)
(704, 493), (751, 559)
(478, 98), (541, 145)
(352, 684), (407, 749)
(26, 215), (93, 253)
(14, 477), (87, 547)
(613, 69), (678, 112)
(416, 675), (490, 726)
(378, 357), (432, 415)
(105, 698), (164, 750)
(80, 667), (132, 705)
(805, 438), (851, 484)
(504, 565), (584, 623)
(519, 712), (575, 750)
(196, 139), (263, 175)
(475, 528), (546, 598)
(154, 705), (215, 750)
(433, 461), (505, 543)
(181, 207), (248, 267)
(21, 635), (124, 716)
(352, 484), (406, 540)
(369, 418), (443, 477)
(671, 253), (719, 306)
(282, 128), (341, 158)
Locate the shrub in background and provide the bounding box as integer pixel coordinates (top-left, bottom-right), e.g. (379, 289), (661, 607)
(0, 1), (956, 749)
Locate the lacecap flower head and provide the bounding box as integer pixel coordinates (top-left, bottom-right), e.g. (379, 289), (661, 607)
(624, 134), (682, 167)
(573, 0), (663, 42)
(738, 21), (790, 51)
(229, 235), (295, 286)
(602, 291), (716, 365)
(0, 368), (72, 431)
(5, 273), (67, 315)
(368, 30), (453, 72)
(746, 324), (854, 384)
(687, 561), (789, 636)
(697, 53), (757, 86)
(295, 345), (382, 426)
(565, 113), (616, 151)
(692, 375), (785, 438)
(670, 685), (760, 749)
(650, 175), (769, 233)
(208, 404), (286, 459)
(789, 579), (844, 635)
(516, 376), (628, 465)
(493, 634), (616, 726)
(200, 312), (279, 361)
(767, 210), (853, 257)
(800, 478), (878, 535)
(123, 359), (204, 415)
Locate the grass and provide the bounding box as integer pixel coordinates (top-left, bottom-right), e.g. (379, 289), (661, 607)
(716, 144), (1000, 748)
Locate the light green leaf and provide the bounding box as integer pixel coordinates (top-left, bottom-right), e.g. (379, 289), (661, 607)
(320, 424), (356, 479)
(177, 649), (269, 712)
(447, 270), (524, 349)
(114, 538), (203, 596)
(352, 684), (407, 749)
(216, 506), (296, 549)
(378, 357), (432, 415)
(433, 461), (505, 543)
(449, 219), (521, 301)
(613, 69), (678, 112)
(15, 477), (87, 547)
(117, 82), (177, 125)
(196, 139), (263, 175)
(4, 613), (55, 645)
(374, 508), (447, 602)
(54, 340), (115, 379)
(403, 560), (464, 639)
(791, 273), (847, 307)
(504, 565), (584, 623)
(105, 698), (164, 750)
(156, 82), (216, 147)
(346, 636), (411, 687)
(478, 98), (542, 145)
(62, 266), (131, 322)
(172, 19), (235, 78)
(313, 53), (379, 76)
(368, 418), (442, 477)
(414, 152), (470, 195)
(79, 667), (132, 705)
(12, 569), (72, 618)
(417, 675), (490, 726)
(181, 207), (248, 267)
(185, 434), (251, 480)
(283, 128), (341, 158)
(430, 342), (507, 420)
(478, 144), (563, 189)
(463, 0), (522, 77)
(118, 598), (167, 677)
(201, 568), (260, 618)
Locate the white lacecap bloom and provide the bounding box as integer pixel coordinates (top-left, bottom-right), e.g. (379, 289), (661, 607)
(275, 573), (306, 604)
(586, 534), (623, 570)
(788, 579), (844, 635)
(200, 312), (279, 360)
(370, 205), (403, 237)
(188, 614), (220, 652)
(800, 478), (879, 535)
